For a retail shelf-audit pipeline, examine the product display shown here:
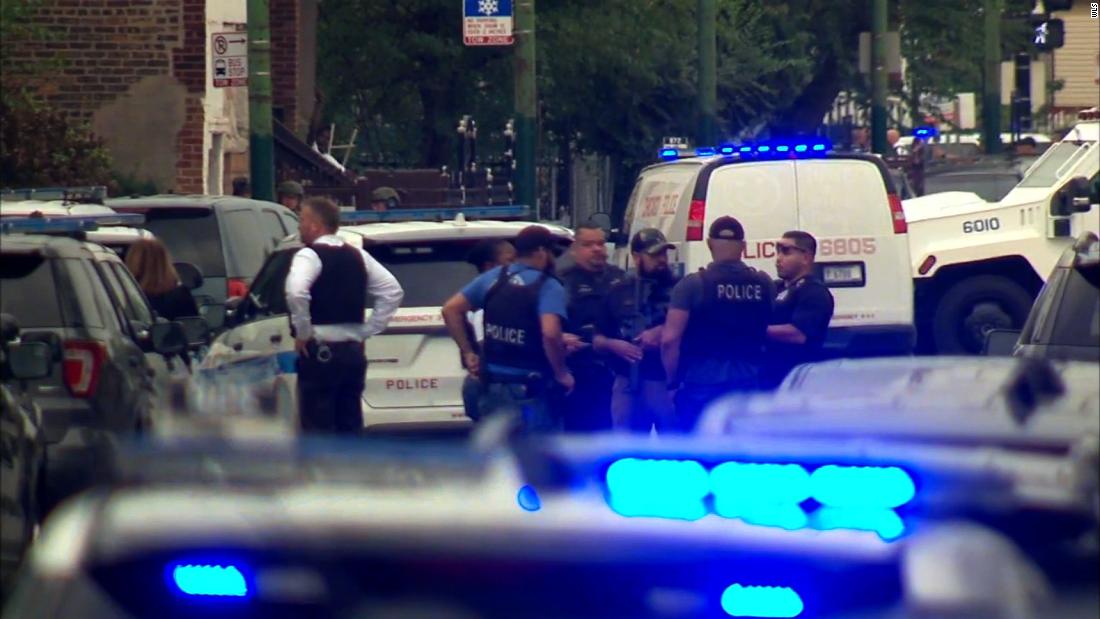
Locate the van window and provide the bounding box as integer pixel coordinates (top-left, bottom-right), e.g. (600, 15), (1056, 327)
(141, 209), (225, 277)
(1017, 142), (1091, 189)
(795, 159), (891, 236)
(221, 209), (270, 278)
(707, 161), (799, 244)
(0, 255), (62, 328)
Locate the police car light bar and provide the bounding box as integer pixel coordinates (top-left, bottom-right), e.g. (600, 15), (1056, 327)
(658, 139), (832, 162)
(340, 205), (531, 224)
(913, 126), (939, 139)
(169, 563), (249, 598)
(0, 213), (146, 234)
(0, 185), (108, 203)
(659, 148), (681, 161)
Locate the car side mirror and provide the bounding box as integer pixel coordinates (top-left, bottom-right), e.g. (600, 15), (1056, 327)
(149, 321), (187, 356)
(176, 316), (211, 347)
(200, 302), (227, 332)
(174, 262), (204, 290)
(5, 341), (53, 380)
(1051, 176), (1093, 217)
(0, 313), (20, 343)
(983, 329), (1021, 356)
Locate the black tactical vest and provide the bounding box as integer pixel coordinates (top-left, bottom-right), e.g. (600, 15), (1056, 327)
(308, 244), (368, 325)
(482, 267), (551, 374)
(682, 262), (771, 363)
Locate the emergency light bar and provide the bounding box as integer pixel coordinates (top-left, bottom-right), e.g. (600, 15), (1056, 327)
(0, 185), (108, 203)
(340, 205), (531, 224)
(658, 139), (833, 161)
(0, 213), (146, 234)
(912, 126), (938, 139)
(169, 563), (249, 598)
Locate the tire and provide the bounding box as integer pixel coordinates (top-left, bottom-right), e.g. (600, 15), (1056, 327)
(932, 275), (1035, 355)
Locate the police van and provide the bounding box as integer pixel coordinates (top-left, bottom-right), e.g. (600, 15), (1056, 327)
(197, 207), (573, 432)
(620, 138), (914, 356)
(904, 108), (1100, 354)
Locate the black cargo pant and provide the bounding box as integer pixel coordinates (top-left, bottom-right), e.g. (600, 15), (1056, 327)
(296, 340), (366, 434)
(560, 356), (615, 432)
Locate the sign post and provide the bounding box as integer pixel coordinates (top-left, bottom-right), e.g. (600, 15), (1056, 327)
(211, 32), (248, 88)
(463, 0), (514, 46)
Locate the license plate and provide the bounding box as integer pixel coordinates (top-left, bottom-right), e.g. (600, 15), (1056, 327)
(823, 264), (864, 285)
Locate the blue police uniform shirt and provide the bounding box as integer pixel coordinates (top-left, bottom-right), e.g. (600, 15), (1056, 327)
(462, 263), (567, 376)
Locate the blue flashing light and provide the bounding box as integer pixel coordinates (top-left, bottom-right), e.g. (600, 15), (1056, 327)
(810, 465), (915, 509)
(660, 148), (681, 160)
(913, 126), (938, 138)
(340, 205), (530, 225)
(794, 144), (808, 153)
(721, 584), (804, 618)
(719, 145), (737, 155)
(739, 146), (753, 153)
(606, 458), (709, 520)
(811, 507), (906, 541)
(757, 145), (772, 153)
(696, 147), (717, 157)
(710, 462), (811, 505)
(776, 145), (791, 153)
(715, 500), (809, 531)
(170, 564), (248, 597)
(0, 213), (146, 235)
(517, 485), (542, 512)
(811, 144), (826, 152)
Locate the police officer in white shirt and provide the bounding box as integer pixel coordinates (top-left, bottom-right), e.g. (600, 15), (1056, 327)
(285, 197), (403, 434)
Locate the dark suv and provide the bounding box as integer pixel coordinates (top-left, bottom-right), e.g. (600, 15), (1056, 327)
(105, 196), (299, 303)
(0, 233), (185, 512)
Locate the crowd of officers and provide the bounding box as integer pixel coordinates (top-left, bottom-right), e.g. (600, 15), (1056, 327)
(441, 216), (835, 434)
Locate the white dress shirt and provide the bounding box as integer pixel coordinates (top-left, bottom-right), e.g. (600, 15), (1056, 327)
(285, 234), (404, 342)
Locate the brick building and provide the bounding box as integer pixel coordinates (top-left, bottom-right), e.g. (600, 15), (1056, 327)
(5, 0), (332, 194)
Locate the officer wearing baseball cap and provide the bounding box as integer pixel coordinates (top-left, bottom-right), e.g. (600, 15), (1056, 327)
(442, 225), (573, 432)
(369, 187), (401, 212)
(660, 216), (775, 431)
(597, 228), (679, 433)
(277, 180), (305, 214)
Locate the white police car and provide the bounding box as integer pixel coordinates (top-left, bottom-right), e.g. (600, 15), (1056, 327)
(196, 207), (573, 432)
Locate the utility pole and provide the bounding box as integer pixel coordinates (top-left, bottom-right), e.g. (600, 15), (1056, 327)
(697, 0), (717, 147)
(982, 0), (1003, 154)
(514, 0), (537, 216)
(870, 0), (888, 154)
(247, 0), (274, 201)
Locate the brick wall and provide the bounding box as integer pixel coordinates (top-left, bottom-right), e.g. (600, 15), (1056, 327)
(5, 0), (206, 192)
(271, 0), (301, 135)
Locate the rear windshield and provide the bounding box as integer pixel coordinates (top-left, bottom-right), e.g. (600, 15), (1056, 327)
(139, 209), (225, 277)
(0, 254), (62, 328)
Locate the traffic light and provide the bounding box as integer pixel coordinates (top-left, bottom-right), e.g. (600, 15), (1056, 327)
(1033, 18), (1065, 51)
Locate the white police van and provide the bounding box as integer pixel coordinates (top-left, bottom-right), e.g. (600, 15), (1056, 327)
(197, 207), (573, 432)
(904, 108), (1100, 354)
(620, 138), (914, 356)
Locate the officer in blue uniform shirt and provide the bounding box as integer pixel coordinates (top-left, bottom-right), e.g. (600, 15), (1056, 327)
(285, 197), (404, 434)
(559, 223), (626, 432)
(661, 216), (775, 431)
(763, 230), (835, 389)
(442, 226), (574, 432)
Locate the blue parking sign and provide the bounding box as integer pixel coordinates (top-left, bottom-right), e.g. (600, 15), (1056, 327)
(464, 0), (512, 18)
(463, 0), (514, 46)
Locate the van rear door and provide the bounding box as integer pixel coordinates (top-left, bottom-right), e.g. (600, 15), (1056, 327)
(794, 157), (913, 331)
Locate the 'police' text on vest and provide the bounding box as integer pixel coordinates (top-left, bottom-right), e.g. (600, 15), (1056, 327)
(486, 323), (527, 345)
(716, 283), (763, 301)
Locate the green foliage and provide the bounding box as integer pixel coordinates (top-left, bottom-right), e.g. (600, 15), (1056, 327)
(0, 91), (114, 188)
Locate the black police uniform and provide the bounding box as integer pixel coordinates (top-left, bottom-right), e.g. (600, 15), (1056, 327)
(296, 244), (368, 433)
(762, 274), (835, 389)
(560, 263), (626, 432)
(671, 261), (774, 429)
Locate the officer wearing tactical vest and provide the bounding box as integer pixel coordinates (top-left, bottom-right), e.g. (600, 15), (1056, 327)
(442, 226), (574, 432)
(661, 216), (775, 431)
(559, 223), (626, 432)
(285, 197), (404, 434)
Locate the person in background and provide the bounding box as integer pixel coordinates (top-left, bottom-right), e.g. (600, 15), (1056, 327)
(850, 126), (871, 153)
(277, 180), (305, 214)
(886, 128), (901, 156)
(231, 177), (251, 198)
(762, 231), (835, 390)
(461, 239), (517, 422)
(125, 238), (199, 321)
(369, 187), (401, 212)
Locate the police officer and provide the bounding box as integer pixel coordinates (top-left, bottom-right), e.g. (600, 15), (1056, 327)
(277, 180), (305, 214)
(559, 222), (626, 432)
(441, 226), (573, 432)
(763, 231), (835, 389)
(661, 216), (775, 431)
(369, 187), (401, 212)
(285, 197), (404, 434)
(598, 228), (679, 433)
(459, 239), (517, 422)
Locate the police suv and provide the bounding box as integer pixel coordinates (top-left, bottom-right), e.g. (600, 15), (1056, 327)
(198, 207), (572, 431)
(621, 138), (914, 357)
(904, 108), (1100, 354)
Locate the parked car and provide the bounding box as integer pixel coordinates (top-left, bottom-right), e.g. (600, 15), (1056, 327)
(0, 315), (51, 595)
(0, 220), (188, 513)
(105, 196), (299, 303)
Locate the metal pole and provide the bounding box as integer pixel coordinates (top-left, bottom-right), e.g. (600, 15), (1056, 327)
(697, 0), (717, 147)
(514, 0), (537, 216)
(247, 0), (274, 201)
(871, 0), (888, 154)
(982, 0), (1003, 154)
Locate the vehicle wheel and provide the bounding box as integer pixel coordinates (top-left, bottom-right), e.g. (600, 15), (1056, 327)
(932, 276), (1034, 355)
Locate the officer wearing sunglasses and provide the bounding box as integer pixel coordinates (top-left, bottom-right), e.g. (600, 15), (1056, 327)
(763, 231), (835, 389)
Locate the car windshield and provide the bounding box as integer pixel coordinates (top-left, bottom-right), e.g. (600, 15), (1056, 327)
(1017, 142), (1093, 189)
(0, 253), (62, 328)
(139, 209), (226, 277)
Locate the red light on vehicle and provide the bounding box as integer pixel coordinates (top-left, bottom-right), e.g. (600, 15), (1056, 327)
(918, 255), (936, 275)
(227, 278), (249, 299)
(888, 194), (907, 234)
(686, 199), (706, 241)
(63, 340), (107, 398)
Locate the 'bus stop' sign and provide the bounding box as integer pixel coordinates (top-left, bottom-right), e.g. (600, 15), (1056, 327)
(463, 0), (514, 46)
(212, 32), (248, 88)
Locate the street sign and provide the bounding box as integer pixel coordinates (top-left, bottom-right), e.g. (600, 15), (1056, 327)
(211, 32), (248, 88)
(463, 0), (514, 46)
